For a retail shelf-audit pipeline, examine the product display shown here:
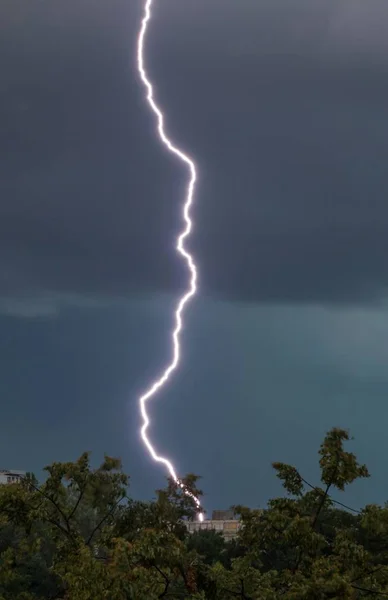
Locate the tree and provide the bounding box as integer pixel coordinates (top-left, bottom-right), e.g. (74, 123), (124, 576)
(0, 453), (129, 599)
(187, 530), (226, 566)
(116, 473), (203, 544)
(208, 428), (388, 599)
(2, 427), (388, 599)
(0, 455), (204, 599)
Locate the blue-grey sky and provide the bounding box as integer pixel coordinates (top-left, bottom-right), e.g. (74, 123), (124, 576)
(1, 0), (388, 512)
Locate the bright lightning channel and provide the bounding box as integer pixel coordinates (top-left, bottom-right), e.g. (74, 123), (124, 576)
(136, 0), (203, 521)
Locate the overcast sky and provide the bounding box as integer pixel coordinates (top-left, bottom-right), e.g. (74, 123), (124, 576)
(1, 0), (388, 512)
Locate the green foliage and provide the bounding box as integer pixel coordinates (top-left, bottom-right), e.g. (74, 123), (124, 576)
(210, 429), (385, 599)
(187, 530), (226, 565)
(1, 427), (388, 599)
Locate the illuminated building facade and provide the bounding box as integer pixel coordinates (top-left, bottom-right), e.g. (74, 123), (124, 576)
(186, 509), (240, 541)
(0, 469), (26, 484)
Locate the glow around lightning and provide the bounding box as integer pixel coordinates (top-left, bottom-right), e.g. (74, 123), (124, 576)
(136, 0), (203, 519)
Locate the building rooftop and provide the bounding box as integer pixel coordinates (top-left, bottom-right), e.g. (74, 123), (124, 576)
(212, 509), (236, 521)
(0, 470), (26, 484)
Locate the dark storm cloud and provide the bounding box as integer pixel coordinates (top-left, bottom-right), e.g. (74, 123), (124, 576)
(2, 0), (388, 305)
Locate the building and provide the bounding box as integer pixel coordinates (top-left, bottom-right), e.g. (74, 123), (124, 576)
(0, 469), (26, 484)
(186, 509), (240, 541)
(212, 509), (235, 521)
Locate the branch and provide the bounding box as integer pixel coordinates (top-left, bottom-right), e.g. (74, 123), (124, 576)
(352, 584), (388, 597)
(24, 477), (75, 539)
(86, 494), (125, 546)
(45, 516), (75, 542)
(311, 480), (332, 530)
(240, 578), (251, 600)
(312, 460), (340, 530)
(178, 564), (189, 591)
(220, 586), (252, 600)
(49, 589), (67, 600)
(351, 564), (388, 585)
(154, 565), (170, 599)
(68, 484), (86, 522)
(300, 477), (360, 514)
(291, 465), (339, 575)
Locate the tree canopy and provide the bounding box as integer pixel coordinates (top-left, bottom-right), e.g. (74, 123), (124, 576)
(1, 428), (388, 599)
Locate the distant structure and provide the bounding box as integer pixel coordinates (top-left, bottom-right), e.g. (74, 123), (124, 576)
(186, 509), (240, 541)
(0, 469), (26, 484)
(212, 509), (235, 521)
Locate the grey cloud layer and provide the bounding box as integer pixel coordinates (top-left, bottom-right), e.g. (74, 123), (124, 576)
(2, 0), (388, 304)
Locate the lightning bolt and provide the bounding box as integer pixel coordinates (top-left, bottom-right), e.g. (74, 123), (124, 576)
(136, 0), (203, 520)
